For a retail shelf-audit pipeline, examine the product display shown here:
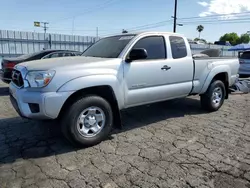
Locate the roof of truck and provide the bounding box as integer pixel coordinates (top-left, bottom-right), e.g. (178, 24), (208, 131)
(106, 31), (184, 37)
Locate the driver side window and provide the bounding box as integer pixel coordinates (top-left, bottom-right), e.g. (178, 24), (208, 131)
(50, 53), (60, 58)
(42, 52), (61, 59)
(132, 36), (166, 60)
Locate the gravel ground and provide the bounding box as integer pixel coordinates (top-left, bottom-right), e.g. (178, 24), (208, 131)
(0, 81), (250, 188)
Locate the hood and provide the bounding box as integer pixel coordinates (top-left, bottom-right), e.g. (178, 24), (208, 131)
(19, 56), (113, 71)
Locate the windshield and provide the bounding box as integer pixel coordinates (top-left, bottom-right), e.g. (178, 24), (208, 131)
(82, 35), (135, 58)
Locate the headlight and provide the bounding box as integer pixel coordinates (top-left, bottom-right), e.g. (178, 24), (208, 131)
(25, 70), (55, 88)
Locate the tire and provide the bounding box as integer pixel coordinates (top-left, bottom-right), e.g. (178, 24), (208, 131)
(61, 95), (113, 147)
(200, 80), (226, 112)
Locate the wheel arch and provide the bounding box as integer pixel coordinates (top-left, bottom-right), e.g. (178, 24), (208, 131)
(212, 72), (229, 99)
(201, 66), (230, 99)
(58, 85), (122, 128)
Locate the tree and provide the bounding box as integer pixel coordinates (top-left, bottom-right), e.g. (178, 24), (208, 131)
(122, 29), (128, 33)
(197, 25), (204, 39)
(194, 38), (207, 43)
(219, 32), (250, 45)
(239, 33), (250, 44)
(219, 32), (240, 45)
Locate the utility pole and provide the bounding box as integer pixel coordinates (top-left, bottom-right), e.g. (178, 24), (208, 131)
(41, 22), (49, 40)
(173, 0), (177, 33)
(34, 21), (49, 48)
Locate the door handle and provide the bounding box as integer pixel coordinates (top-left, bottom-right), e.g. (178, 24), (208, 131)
(161, 65), (171, 70)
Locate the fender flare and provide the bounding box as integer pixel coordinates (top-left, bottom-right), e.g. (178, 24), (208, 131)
(57, 75), (125, 109)
(200, 65), (230, 94)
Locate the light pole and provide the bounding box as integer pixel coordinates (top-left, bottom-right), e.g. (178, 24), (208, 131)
(42, 22), (49, 40)
(34, 21), (49, 40)
(34, 21), (49, 49)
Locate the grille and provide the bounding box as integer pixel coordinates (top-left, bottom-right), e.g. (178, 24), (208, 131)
(11, 69), (24, 87)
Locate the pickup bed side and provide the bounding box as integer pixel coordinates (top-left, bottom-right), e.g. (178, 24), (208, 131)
(191, 58), (239, 95)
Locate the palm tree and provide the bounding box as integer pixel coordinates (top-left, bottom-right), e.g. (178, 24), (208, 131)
(197, 25), (204, 39)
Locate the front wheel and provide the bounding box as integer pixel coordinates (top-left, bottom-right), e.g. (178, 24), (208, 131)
(200, 80), (226, 112)
(61, 95), (113, 147)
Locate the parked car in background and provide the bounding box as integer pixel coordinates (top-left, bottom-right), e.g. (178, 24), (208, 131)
(239, 51), (250, 77)
(0, 49), (81, 83)
(214, 41), (231, 46)
(9, 32), (239, 147)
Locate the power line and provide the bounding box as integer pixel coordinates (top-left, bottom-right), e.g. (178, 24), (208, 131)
(127, 20), (172, 31)
(179, 17), (250, 25)
(178, 11), (250, 20)
(50, 10), (250, 37)
(182, 20), (250, 25)
(53, 0), (119, 24)
(101, 12), (250, 36)
(100, 16), (250, 37)
(49, 28), (119, 32)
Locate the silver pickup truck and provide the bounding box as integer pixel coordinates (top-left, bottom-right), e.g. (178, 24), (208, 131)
(9, 32), (239, 146)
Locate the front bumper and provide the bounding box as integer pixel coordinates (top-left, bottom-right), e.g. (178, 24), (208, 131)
(9, 82), (73, 120)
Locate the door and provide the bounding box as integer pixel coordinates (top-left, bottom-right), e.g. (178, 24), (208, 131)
(123, 35), (169, 107)
(161, 36), (193, 97)
(123, 35), (193, 108)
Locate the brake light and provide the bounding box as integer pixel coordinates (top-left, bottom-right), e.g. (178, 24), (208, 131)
(5, 62), (16, 68)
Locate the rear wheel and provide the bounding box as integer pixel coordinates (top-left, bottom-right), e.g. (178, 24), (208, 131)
(61, 95), (113, 147)
(200, 80), (226, 112)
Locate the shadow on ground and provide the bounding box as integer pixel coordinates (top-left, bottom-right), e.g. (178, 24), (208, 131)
(0, 97), (207, 164)
(0, 87), (9, 96)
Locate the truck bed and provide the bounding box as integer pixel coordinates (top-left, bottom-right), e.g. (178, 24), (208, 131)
(193, 56), (237, 60)
(191, 57), (239, 94)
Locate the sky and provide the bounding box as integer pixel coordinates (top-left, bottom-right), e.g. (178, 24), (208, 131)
(0, 0), (250, 42)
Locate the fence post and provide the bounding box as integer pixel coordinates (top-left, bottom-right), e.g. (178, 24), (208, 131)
(7, 31), (11, 57)
(0, 31), (3, 57)
(14, 31), (17, 55)
(32, 31), (35, 53)
(49, 34), (52, 49)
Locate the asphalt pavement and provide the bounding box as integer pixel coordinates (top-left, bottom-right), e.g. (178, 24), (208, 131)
(0, 81), (250, 188)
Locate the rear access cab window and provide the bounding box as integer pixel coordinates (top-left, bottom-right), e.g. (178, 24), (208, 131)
(169, 36), (187, 59)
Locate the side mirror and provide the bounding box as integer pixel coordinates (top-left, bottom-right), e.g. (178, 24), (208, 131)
(126, 48), (148, 62)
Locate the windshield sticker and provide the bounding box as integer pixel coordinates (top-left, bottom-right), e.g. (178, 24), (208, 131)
(119, 36), (134, 40)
